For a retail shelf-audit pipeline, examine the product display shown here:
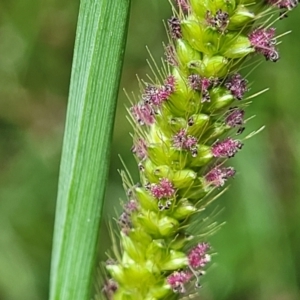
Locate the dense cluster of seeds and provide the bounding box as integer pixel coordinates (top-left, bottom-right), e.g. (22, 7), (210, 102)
(104, 0), (298, 299)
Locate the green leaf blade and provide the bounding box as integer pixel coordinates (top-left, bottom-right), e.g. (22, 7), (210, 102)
(50, 1), (131, 299)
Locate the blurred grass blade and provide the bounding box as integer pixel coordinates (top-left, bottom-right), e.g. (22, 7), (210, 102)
(49, 1), (131, 299)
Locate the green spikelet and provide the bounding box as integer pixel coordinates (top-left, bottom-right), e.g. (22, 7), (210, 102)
(102, 0), (298, 299)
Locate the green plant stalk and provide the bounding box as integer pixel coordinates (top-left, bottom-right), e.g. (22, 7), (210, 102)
(49, 1), (131, 300)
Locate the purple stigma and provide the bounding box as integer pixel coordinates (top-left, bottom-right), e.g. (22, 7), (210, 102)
(165, 44), (178, 66)
(124, 199), (138, 213)
(188, 74), (202, 91)
(119, 200), (138, 234)
(212, 138), (243, 158)
(225, 73), (248, 100)
(188, 74), (214, 102)
(132, 138), (148, 160)
(188, 243), (211, 269)
(150, 178), (175, 199)
(249, 27), (279, 62)
(225, 107), (245, 128)
(168, 16), (182, 39)
(206, 9), (229, 32)
(268, 0), (298, 10)
(102, 279), (118, 299)
(205, 166), (236, 187)
(175, 0), (190, 11)
(173, 129), (198, 156)
(130, 103), (155, 125)
(142, 76), (175, 106)
(160, 75), (176, 100)
(142, 85), (161, 105)
(167, 271), (192, 294)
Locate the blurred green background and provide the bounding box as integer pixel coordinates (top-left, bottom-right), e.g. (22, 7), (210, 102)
(0, 1), (300, 299)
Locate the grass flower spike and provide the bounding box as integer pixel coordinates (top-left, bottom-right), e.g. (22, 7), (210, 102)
(103, 0), (298, 299)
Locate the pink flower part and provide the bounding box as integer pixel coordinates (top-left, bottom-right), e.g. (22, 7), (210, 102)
(224, 167), (236, 177)
(173, 129), (198, 156)
(167, 270), (192, 294)
(211, 138), (243, 158)
(165, 75), (176, 91)
(249, 27), (279, 62)
(124, 199), (138, 213)
(185, 136), (197, 149)
(200, 77), (213, 91)
(165, 44), (178, 66)
(142, 76), (175, 106)
(168, 16), (182, 39)
(188, 74), (202, 91)
(205, 166), (236, 187)
(119, 200), (138, 234)
(186, 136), (198, 157)
(188, 74), (213, 92)
(130, 103), (155, 125)
(175, 0), (190, 11)
(159, 75), (175, 101)
(188, 243), (211, 269)
(103, 279), (118, 299)
(119, 211), (131, 230)
(142, 85), (162, 105)
(268, 0), (298, 10)
(188, 74), (213, 102)
(150, 178), (175, 199)
(173, 129), (188, 149)
(132, 138), (148, 160)
(206, 9), (229, 32)
(225, 107), (245, 127)
(225, 73), (248, 100)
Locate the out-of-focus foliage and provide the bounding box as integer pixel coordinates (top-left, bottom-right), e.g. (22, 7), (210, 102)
(0, 1), (299, 300)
